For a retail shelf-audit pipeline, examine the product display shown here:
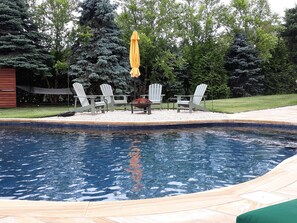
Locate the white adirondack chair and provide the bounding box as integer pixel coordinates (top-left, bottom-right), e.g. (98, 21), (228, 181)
(142, 83), (164, 109)
(176, 84), (207, 113)
(73, 83), (105, 114)
(100, 84), (128, 111)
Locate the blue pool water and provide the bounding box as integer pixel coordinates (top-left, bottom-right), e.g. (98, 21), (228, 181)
(0, 126), (296, 201)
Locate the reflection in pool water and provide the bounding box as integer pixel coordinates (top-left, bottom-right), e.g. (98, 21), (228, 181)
(0, 126), (296, 201)
(127, 141), (143, 192)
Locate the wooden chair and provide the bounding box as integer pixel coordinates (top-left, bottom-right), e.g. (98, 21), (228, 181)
(100, 84), (128, 111)
(142, 83), (164, 109)
(73, 83), (105, 114)
(176, 84), (207, 113)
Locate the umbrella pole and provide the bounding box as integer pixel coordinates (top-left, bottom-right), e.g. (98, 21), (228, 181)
(133, 78), (136, 99)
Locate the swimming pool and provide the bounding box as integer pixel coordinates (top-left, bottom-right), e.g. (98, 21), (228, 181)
(0, 126), (296, 201)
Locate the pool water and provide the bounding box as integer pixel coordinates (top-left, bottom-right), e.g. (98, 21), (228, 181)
(0, 127), (296, 201)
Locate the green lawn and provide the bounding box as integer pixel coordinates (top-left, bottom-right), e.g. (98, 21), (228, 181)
(206, 94), (297, 113)
(0, 105), (71, 118)
(0, 94), (296, 118)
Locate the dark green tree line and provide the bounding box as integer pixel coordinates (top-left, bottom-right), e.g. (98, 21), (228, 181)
(1, 0), (295, 105)
(263, 37), (296, 94)
(256, 4), (297, 95)
(282, 6), (297, 64)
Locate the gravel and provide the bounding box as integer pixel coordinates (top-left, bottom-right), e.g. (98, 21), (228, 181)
(40, 109), (229, 124)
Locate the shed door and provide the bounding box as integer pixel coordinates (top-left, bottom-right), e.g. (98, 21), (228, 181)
(0, 68), (16, 108)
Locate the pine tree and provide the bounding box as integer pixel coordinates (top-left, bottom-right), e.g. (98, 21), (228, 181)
(69, 0), (131, 94)
(263, 38), (297, 95)
(0, 0), (52, 74)
(224, 33), (264, 97)
(282, 6), (297, 65)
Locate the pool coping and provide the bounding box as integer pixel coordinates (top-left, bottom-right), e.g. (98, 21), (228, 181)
(0, 113), (297, 223)
(1, 118), (297, 130)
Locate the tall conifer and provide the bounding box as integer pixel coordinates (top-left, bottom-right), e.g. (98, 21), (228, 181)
(263, 38), (296, 94)
(0, 0), (52, 73)
(224, 33), (264, 97)
(69, 0), (131, 94)
(282, 6), (297, 65)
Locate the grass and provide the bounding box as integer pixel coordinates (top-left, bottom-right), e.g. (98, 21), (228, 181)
(0, 105), (71, 118)
(0, 94), (296, 118)
(206, 94), (297, 113)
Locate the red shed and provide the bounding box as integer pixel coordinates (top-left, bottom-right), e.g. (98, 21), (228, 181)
(0, 68), (16, 108)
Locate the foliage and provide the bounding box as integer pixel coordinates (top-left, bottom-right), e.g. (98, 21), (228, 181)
(28, 0), (78, 89)
(283, 6), (297, 64)
(69, 0), (131, 95)
(190, 42), (230, 99)
(265, 6), (297, 96)
(0, 0), (52, 74)
(1, 0), (294, 103)
(116, 0), (186, 96)
(179, 0), (230, 98)
(117, 0), (230, 99)
(263, 37), (297, 95)
(224, 32), (264, 97)
(224, 0), (281, 61)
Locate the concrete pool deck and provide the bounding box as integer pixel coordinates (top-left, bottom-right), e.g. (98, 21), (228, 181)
(0, 105), (296, 223)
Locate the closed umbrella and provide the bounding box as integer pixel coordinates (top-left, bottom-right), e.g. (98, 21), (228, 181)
(130, 31), (140, 78)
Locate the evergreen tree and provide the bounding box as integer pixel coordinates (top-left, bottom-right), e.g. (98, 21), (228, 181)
(282, 6), (297, 65)
(190, 40), (230, 99)
(226, 0), (280, 61)
(0, 0), (52, 74)
(224, 33), (264, 97)
(69, 0), (131, 94)
(263, 37), (297, 95)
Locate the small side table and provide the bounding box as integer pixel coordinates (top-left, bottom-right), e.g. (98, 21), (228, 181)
(167, 97), (177, 110)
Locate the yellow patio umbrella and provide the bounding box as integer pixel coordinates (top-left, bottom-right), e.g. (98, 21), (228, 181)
(129, 31), (140, 78)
